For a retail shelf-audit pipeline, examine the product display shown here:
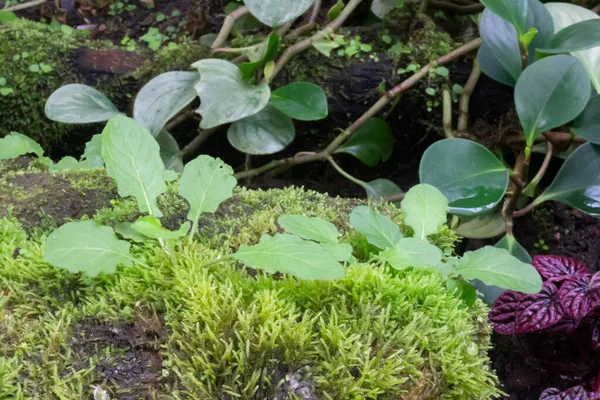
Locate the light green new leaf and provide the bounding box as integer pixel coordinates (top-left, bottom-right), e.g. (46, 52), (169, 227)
(49, 157), (83, 172)
(534, 142), (600, 217)
(239, 34), (281, 80)
(312, 38), (341, 57)
(446, 278), (478, 306)
(243, 0), (314, 28)
(0, 132), (45, 161)
(227, 105), (295, 155)
(349, 206), (402, 249)
(335, 118), (394, 167)
(0, 11), (17, 23)
(538, 20), (600, 55)
(378, 237), (443, 270)
(454, 246), (542, 294)
(327, 0), (345, 21)
(43, 221), (133, 277)
(278, 215), (340, 244)
(270, 82), (328, 121)
(495, 234), (532, 263)
(101, 115), (167, 217)
(114, 222), (146, 243)
(234, 234), (345, 280)
(192, 59), (271, 129)
(45, 84), (120, 124)
(179, 155), (237, 239)
(401, 184), (448, 239)
(456, 211), (505, 239)
(572, 95), (600, 144)
(371, 0), (403, 19)
(132, 216), (191, 239)
(81, 134), (104, 168)
(320, 242), (353, 262)
(480, 0), (528, 37)
(133, 71), (199, 137)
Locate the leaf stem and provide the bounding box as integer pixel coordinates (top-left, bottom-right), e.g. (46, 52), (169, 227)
(457, 58), (481, 134)
(199, 255), (234, 269)
(211, 6), (250, 50)
(181, 127), (219, 157)
(285, 0), (322, 39)
(325, 156), (366, 187)
(502, 151), (526, 235)
(4, 0), (46, 11)
(442, 88), (453, 138)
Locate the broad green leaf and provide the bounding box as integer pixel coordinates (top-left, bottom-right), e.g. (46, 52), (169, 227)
(535, 143), (600, 217)
(456, 211), (505, 239)
(371, 0), (403, 19)
(454, 246), (542, 294)
(349, 206), (402, 249)
(546, 3), (600, 93)
(572, 95), (600, 144)
(239, 34), (280, 80)
(361, 178), (403, 206)
(133, 71), (199, 137)
(81, 134), (104, 168)
(447, 278), (478, 306)
(378, 237), (443, 270)
(179, 155), (237, 239)
(270, 82), (328, 121)
(477, 43), (518, 86)
(401, 184), (448, 239)
(321, 242), (354, 262)
(538, 20), (600, 55)
(480, 0), (528, 36)
(114, 222), (146, 243)
(243, 0), (314, 28)
(156, 130), (184, 173)
(334, 118), (393, 167)
(101, 115), (167, 217)
(312, 38), (341, 57)
(495, 234), (532, 263)
(234, 234), (345, 280)
(131, 216), (191, 239)
(45, 84), (120, 124)
(49, 157), (83, 172)
(227, 105), (295, 155)
(192, 59), (270, 129)
(420, 139), (509, 216)
(224, 2), (262, 31)
(43, 221), (133, 277)
(0, 132), (45, 160)
(0, 11), (17, 23)
(278, 215), (340, 244)
(327, 0), (345, 21)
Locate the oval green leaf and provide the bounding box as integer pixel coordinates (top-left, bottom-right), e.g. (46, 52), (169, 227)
(419, 139), (509, 216)
(401, 184), (448, 240)
(0, 132), (45, 161)
(378, 238), (443, 270)
(270, 82), (328, 121)
(243, 0), (314, 28)
(278, 215), (340, 244)
(371, 0), (403, 19)
(156, 130), (184, 173)
(349, 206), (402, 249)
(334, 118), (393, 167)
(495, 233), (532, 263)
(131, 216), (191, 240)
(361, 178), (403, 207)
(45, 84), (120, 124)
(480, 0), (528, 36)
(538, 19), (600, 55)
(456, 211), (505, 239)
(572, 95), (600, 144)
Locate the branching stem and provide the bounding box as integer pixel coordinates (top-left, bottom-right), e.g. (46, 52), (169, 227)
(211, 6), (250, 50)
(457, 59), (481, 134)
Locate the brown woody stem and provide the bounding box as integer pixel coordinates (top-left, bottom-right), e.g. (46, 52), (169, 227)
(5, 0), (46, 11)
(442, 89), (454, 138)
(457, 58), (481, 134)
(211, 6), (250, 50)
(428, 1), (484, 14)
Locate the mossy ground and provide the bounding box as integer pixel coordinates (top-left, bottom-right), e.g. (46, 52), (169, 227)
(0, 163), (500, 399)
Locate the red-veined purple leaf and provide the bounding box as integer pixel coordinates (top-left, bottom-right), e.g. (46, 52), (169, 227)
(489, 290), (523, 335)
(540, 386), (589, 400)
(558, 275), (597, 319)
(533, 255), (589, 281)
(515, 281), (564, 334)
(589, 271), (600, 295)
(546, 316), (581, 334)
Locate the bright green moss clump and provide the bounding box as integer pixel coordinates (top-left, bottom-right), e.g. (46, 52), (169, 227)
(0, 166), (499, 399)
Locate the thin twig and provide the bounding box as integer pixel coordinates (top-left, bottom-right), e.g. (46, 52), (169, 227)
(211, 6), (249, 50)
(383, 192), (406, 202)
(505, 131), (586, 145)
(518, 142), (553, 204)
(181, 127), (219, 157)
(5, 0), (46, 11)
(277, 19), (296, 36)
(442, 89), (453, 138)
(165, 111), (194, 131)
(325, 156), (365, 187)
(429, 1), (484, 14)
(457, 58), (481, 134)
(593, 4), (600, 14)
(285, 0), (323, 40)
(502, 151), (526, 235)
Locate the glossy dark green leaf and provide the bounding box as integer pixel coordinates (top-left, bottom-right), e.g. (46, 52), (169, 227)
(480, 0), (528, 36)
(335, 118), (393, 167)
(515, 55), (591, 147)
(535, 143), (600, 217)
(572, 95), (600, 144)
(477, 44), (517, 87)
(361, 179), (403, 206)
(495, 234), (532, 263)
(227, 105), (295, 155)
(538, 19), (600, 55)
(419, 139), (509, 216)
(456, 211), (505, 239)
(239, 34), (280, 80)
(270, 82), (328, 121)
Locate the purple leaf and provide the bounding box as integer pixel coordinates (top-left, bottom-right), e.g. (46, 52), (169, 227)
(540, 386), (589, 400)
(589, 271), (600, 298)
(516, 282), (564, 334)
(558, 275), (597, 320)
(546, 316), (581, 334)
(533, 255), (589, 282)
(489, 290), (523, 335)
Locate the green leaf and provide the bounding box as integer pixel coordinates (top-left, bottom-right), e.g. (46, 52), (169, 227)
(334, 118), (393, 167)
(243, 0), (314, 28)
(312, 38), (341, 57)
(0, 132), (45, 161)
(239, 34), (280, 80)
(43, 221), (133, 277)
(401, 184), (448, 239)
(320, 242), (353, 262)
(233, 234), (345, 280)
(572, 95), (600, 144)
(101, 115), (167, 217)
(81, 134), (104, 168)
(327, 0), (345, 21)
(477, 43), (518, 87)
(349, 206), (402, 249)
(546, 3), (600, 94)
(0, 11), (17, 23)
(480, 0), (528, 37)
(371, 0), (403, 19)
(361, 178), (403, 206)
(192, 59), (271, 129)
(270, 82), (328, 121)
(534, 143), (600, 217)
(420, 139), (509, 216)
(538, 20), (600, 55)
(156, 130), (184, 173)
(454, 246), (542, 294)
(446, 278), (477, 306)
(114, 222), (147, 243)
(495, 234), (532, 263)
(278, 215), (340, 244)
(227, 104), (295, 155)
(49, 157), (82, 172)
(179, 155), (237, 239)
(45, 84), (120, 124)
(516, 55), (591, 147)
(133, 71), (199, 137)
(455, 211), (505, 239)
(378, 237), (443, 270)
(131, 216), (191, 239)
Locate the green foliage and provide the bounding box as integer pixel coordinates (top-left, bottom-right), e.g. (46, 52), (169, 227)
(270, 82), (328, 121)
(131, 215), (190, 239)
(278, 214), (341, 244)
(0, 132), (46, 161)
(537, 19), (600, 55)
(238, 33), (281, 80)
(44, 84), (120, 124)
(335, 118), (394, 167)
(378, 237), (443, 270)
(495, 233), (533, 264)
(401, 183), (448, 239)
(243, 0), (314, 28)
(349, 206), (403, 249)
(572, 95), (600, 144)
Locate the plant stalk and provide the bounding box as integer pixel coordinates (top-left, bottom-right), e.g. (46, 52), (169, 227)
(285, 0), (322, 39)
(442, 89), (453, 138)
(181, 127), (219, 157)
(5, 0), (46, 11)
(502, 151), (526, 235)
(457, 59), (481, 134)
(211, 6), (250, 50)
(429, 0), (483, 14)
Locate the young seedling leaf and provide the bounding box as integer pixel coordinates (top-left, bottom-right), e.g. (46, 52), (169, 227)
(192, 59), (270, 129)
(537, 19), (600, 55)
(133, 71), (199, 137)
(233, 234), (345, 280)
(371, 0), (403, 19)
(327, 0), (345, 21)
(0, 132), (45, 161)
(243, 0), (314, 28)
(334, 118), (393, 167)
(312, 38), (341, 57)
(378, 237), (443, 270)
(101, 115), (167, 217)
(43, 220), (134, 277)
(270, 82), (328, 121)
(446, 278), (478, 307)
(239, 33), (281, 80)
(361, 179), (403, 206)
(495, 234), (532, 264)
(114, 222), (147, 243)
(278, 215), (340, 244)
(45, 84), (120, 123)
(179, 155), (237, 240)
(401, 184), (448, 239)
(454, 246), (542, 294)
(571, 95), (600, 144)
(480, 0), (528, 37)
(81, 134), (104, 168)
(320, 242), (354, 262)
(515, 55), (591, 147)
(132, 215), (191, 239)
(227, 105), (295, 155)
(456, 211), (505, 239)
(535, 143), (600, 217)
(49, 156), (84, 172)
(420, 139), (509, 216)
(349, 206), (402, 249)
(156, 130), (184, 173)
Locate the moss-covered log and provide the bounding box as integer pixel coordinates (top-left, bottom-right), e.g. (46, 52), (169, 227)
(0, 159), (499, 399)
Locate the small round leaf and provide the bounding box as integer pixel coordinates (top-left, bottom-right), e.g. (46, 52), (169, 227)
(335, 118), (393, 167)
(270, 82), (328, 121)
